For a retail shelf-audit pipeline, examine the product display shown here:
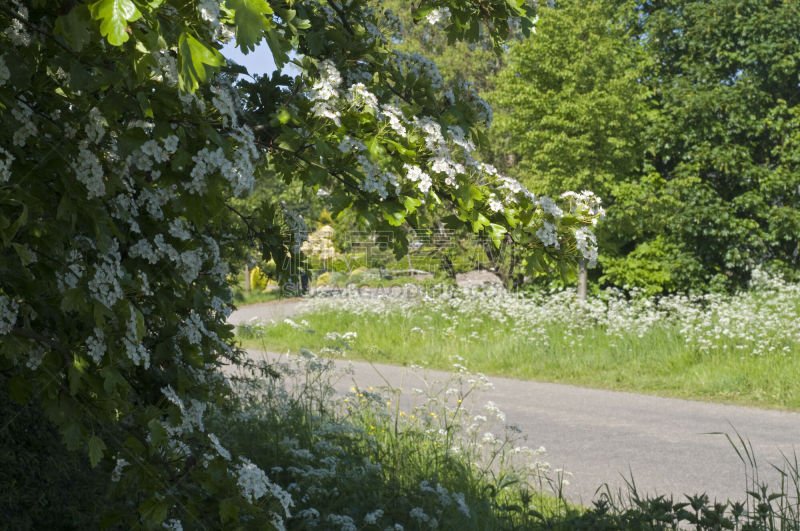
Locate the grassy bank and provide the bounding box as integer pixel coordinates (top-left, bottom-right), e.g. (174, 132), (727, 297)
(237, 272), (800, 410)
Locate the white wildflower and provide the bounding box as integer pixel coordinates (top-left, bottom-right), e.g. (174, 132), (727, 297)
(0, 147), (14, 183)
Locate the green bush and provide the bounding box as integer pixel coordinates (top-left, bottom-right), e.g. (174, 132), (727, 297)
(250, 265), (268, 292)
(315, 271), (332, 286)
(0, 374), (116, 529)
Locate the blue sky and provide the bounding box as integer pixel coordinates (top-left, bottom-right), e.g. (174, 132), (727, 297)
(220, 40), (277, 77)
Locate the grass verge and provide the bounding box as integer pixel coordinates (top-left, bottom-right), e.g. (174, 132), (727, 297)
(236, 278), (800, 410)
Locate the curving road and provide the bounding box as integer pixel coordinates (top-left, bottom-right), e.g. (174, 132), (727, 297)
(230, 303), (800, 505)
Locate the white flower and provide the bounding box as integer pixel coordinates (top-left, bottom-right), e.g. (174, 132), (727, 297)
(338, 136), (367, 154)
(488, 194), (504, 213)
(111, 457), (129, 482)
(88, 243), (124, 309)
(235, 458), (294, 516)
(364, 509), (384, 525)
(380, 104), (407, 137)
(12, 102), (37, 147)
(208, 433), (231, 461)
(72, 146), (105, 199)
(575, 226), (598, 267)
(426, 7), (451, 25)
(197, 0), (220, 27)
(162, 519), (183, 531)
(4, 4), (31, 47)
(346, 83), (378, 112)
(85, 107), (106, 144)
(403, 164), (433, 194)
(0, 147), (14, 183)
(536, 221), (559, 248)
(409, 507), (429, 523)
(86, 327), (106, 363)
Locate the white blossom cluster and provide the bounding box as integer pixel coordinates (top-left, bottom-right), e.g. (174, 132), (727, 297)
(574, 227), (598, 266)
(208, 432), (231, 461)
(4, 1), (32, 47)
(162, 519), (183, 531)
(85, 107), (107, 144)
(11, 102), (37, 147)
(211, 83), (239, 127)
(562, 190), (606, 225)
(345, 82), (379, 112)
(86, 327), (106, 363)
(357, 154), (399, 200)
(188, 126), (257, 198)
(235, 457), (294, 517)
(403, 164), (433, 194)
(426, 7), (451, 25)
(72, 145), (106, 199)
(0, 294), (18, 334)
(0, 146), (14, 183)
(88, 242), (124, 309)
(380, 104), (407, 137)
(153, 50), (179, 86)
(309, 59), (343, 126)
(111, 457), (129, 483)
(56, 249), (85, 291)
(161, 384), (207, 433)
(123, 304), (150, 368)
(197, 0), (220, 28)
(127, 136), (178, 174)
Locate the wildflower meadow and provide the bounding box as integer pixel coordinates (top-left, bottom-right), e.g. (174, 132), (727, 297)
(240, 269), (800, 410)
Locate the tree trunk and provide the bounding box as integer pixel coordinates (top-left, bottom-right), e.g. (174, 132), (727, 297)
(577, 259), (587, 302)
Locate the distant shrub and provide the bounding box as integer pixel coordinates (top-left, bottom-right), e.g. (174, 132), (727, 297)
(315, 271), (332, 286)
(250, 265), (268, 291)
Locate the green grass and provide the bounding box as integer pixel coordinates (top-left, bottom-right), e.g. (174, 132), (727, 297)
(232, 287), (285, 306)
(236, 287), (800, 410)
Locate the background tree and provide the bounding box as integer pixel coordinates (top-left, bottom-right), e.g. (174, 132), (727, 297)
(488, 0), (653, 288)
(629, 0), (800, 291)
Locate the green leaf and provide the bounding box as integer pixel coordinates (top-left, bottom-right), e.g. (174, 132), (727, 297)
(12, 243), (35, 266)
(89, 0), (142, 46)
(228, 0), (273, 53)
(178, 32), (225, 92)
(136, 92), (154, 118)
(8, 375), (31, 404)
(54, 4), (92, 52)
(139, 496), (169, 524)
(88, 435), (106, 468)
(219, 497), (240, 523)
(69, 363), (83, 395)
(63, 422), (83, 451)
(148, 418), (167, 447)
(134, 308), (146, 342)
(488, 223), (507, 248)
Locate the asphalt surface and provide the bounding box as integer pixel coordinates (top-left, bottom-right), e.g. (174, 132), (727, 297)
(230, 302), (800, 505)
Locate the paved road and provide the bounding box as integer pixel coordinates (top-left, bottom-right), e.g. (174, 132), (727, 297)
(230, 303), (800, 505)
(229, 298), (309, 326)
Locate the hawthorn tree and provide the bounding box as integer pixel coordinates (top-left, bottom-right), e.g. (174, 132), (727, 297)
(488, 0), (654, 288)
(0, 0), (603, 527)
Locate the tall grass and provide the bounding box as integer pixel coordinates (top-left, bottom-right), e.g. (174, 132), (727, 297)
(218, 351), (571, 529)
(237, 271), (800, 410)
